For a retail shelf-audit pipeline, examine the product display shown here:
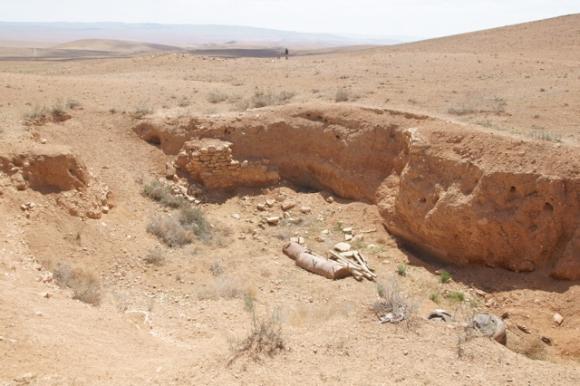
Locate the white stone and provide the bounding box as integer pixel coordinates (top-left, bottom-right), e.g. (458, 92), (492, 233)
(334, 242), (352, 252)
(553, 313), (564, 326)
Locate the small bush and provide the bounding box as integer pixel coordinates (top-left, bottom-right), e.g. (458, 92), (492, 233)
(207, 90), (229, 104)
(147, 206), (211, 247)
(179, 206), (211, 240)
(197, 276), (244, 300)
(143, 248), (165, 266)
(133, 106), (152, 119)
(53, 263), (102, 306)
(23, 102), (71, 125)
(440, 270), (452, 284)
(446, 291), (465, 303)
(448, 107), (476, 116)
(430, 292), (441, 304)
(210, 261), (224, 277)
(66, 99), (82, 110)
(229, 297), (284, 366)
(147, 215), (194, 247)
(178, 97), (190, 107)
(335, 88), (349, 102)
(143, 180), (187, 209)
(527, 127), (562, 143)
(50, 103), (70, 122)
(372, 278), (416, 325)
(248, 89), (295, 109)
(397, 263), (408, 277)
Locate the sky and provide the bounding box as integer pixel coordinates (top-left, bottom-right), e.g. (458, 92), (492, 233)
(1, 0), (579, 38)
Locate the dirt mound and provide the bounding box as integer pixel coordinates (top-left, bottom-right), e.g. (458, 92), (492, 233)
(0, 145), (112, 219)
(135, 104), (580, 280)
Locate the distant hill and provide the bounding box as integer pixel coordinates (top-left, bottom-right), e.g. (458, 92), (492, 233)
(53, 39), (182, 54)
(0, 22), (405, 49)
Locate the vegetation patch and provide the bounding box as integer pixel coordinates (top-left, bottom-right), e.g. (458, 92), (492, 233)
(142, 180), (188, 209)
(147, 206), (211, 247)
(53, 263), (102, 306)
(228, 295), (284, 366)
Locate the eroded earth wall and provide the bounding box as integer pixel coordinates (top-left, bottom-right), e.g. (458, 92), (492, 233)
(135, 104), (580, 280)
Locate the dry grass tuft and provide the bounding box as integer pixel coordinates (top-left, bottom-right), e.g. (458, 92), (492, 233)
(53, 263), (102, 306)
(235, 89), (295, 110)
(142, 180), (188, 209)
(228, 296), (284, 366)
(23, 102), (72, 125)
(143, 248), (165, 266)
(207, 90), (229, 104)
(147, 206), (211, 247)
(372, 277), (417, 326)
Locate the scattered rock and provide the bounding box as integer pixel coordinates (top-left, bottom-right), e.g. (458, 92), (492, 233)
(266, 216), (280, 226)
(20, 202), (35, 211)
(541, 336), (553, 345)
(11, 173), (27, 191)
(553, 313), (564, 326)
(257, 203), (266, 211)
(334, 242), (352, 252)
(290, 236), (305, 245)
(265, 199), (275, 208)
(165, 162), (176, 179)
(326, 196), (334, 204)
(40, 291), (50, 299)
(344, 234), (353, 241)
(300, 206), (312, 214)
(231, 213), (241, 220)
(281, 200), (297, 211)
(342, 227), (353, 234)
(517, 324), (531, 334)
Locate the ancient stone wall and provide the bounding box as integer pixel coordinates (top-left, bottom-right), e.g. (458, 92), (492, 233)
(176, 138), (279, 189)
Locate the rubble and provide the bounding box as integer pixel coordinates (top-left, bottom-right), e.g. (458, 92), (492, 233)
(473, 313), (507, 344)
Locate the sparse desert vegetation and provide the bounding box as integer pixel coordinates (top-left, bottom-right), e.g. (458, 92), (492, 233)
(52, 263), (102, 306)
(1, 11), (580, 386)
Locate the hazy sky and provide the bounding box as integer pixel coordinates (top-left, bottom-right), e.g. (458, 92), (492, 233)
(1, 0), (579, 38)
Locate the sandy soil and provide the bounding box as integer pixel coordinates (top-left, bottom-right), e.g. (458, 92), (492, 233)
(0, 14), (579, 386)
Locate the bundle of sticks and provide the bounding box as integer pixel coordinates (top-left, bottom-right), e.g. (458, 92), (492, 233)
(327, 249), (376, 281)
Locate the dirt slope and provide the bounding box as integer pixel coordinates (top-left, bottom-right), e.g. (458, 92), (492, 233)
(391, 14), (580, 56)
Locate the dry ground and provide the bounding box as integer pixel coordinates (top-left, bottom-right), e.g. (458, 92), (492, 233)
(0, 15), (579, 385)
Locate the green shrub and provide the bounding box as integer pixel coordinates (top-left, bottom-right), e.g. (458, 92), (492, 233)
(440, 270), (452, 284)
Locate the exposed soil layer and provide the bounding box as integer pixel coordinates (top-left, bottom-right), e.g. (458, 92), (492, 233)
(0, 144), (112, 219)
(136, 103), (580, 280)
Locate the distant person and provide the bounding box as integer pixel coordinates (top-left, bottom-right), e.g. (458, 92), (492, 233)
(285, 48), (289, 60)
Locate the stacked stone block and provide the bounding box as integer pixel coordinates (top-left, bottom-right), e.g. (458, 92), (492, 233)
(176, 138), (279, 189)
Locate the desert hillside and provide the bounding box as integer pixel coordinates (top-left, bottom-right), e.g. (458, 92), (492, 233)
(393, 14), (580, 55)
(0, 14), (579, 386)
